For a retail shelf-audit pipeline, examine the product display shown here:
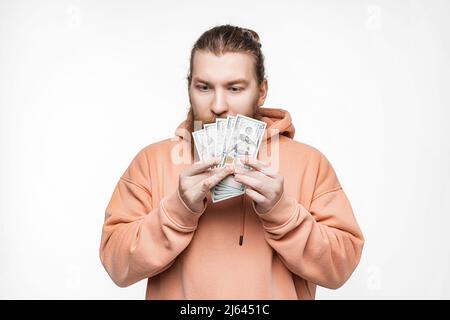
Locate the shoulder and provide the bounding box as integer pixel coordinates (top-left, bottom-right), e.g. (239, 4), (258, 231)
(122, 137), (181, 178)
(279, 135), (327, 164)
(280, 137), (341, 194)
(138, 137), (180, 158)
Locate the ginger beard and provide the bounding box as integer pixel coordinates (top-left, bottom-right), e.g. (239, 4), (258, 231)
(185, 98), (261, 134)
(185, 98), (261, 162)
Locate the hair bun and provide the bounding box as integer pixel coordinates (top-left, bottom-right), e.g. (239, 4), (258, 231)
(241, 28), (261, 47)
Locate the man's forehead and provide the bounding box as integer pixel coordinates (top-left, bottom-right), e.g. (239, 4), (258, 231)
(192, 51), (255, 83)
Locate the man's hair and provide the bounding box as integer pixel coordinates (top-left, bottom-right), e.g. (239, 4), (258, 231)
(187, 24), (266, 86)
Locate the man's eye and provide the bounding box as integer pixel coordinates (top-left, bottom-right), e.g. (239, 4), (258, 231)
(230, 87), (243, 92)
(196, 85), (209, 92)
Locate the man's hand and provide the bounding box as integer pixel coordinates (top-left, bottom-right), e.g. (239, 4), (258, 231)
(178, 157), (234, 213)
(234, 157), (284, 214)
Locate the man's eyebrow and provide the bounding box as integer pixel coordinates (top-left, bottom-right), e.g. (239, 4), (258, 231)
(192, 77), (250, 85)
(227, 78), (249, 85)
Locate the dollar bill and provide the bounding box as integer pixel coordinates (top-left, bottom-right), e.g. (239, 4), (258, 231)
(218, 116), (236, 167)
(212, 115), (266, 201)
(204, 123), (217, 161)
(215, 118), (227, 159)
(192, 114), (267, 203)
(192, 129), (208, 161)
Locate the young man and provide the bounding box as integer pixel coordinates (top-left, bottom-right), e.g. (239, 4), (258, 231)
(100, 25), (364, 299)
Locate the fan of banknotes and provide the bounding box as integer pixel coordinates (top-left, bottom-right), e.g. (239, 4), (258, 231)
(192, 114), (267, 203)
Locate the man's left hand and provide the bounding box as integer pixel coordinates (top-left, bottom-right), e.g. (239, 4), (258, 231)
(234, 157), (284, 214)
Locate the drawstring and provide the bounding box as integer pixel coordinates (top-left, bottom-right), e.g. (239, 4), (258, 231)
(239, 193), (247, 246)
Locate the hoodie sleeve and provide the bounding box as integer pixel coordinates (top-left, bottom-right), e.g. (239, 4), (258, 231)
(99, 148), (205, 288)
(254, 151), (364, 289)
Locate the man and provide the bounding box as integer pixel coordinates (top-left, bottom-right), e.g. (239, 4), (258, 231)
(100, 25), (364, 299)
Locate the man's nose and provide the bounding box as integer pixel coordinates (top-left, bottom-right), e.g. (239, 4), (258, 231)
(211, 90), (229, 116)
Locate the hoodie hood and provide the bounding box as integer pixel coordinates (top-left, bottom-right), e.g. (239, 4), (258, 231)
(257, 107), (295, 140)
(175, 107), (295, 141)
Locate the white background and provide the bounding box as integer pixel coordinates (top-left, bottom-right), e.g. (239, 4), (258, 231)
(1, 0), (449, 299)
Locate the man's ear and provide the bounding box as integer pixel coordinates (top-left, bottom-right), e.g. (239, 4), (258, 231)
(257, 79), (268, 107)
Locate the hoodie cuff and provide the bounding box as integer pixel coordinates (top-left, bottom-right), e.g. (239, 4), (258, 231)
(160, 188), (207, 229)
(253, 193), (298, 229)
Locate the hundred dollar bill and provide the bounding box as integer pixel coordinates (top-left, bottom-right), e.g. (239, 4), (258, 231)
(212, 115), (266, 202)
(215, 118), (228, 159)
(212, 190), (245, 203)
(214, 115), (237, 196)
(204, 123), (217, 161)
(224, 114), (266, 167)
(192, 129), (208, 161)
(218, 116), (236, 167)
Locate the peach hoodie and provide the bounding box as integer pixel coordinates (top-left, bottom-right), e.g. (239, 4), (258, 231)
(100, 107), (364, 299)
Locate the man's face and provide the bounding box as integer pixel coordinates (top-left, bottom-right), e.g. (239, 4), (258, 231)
(188, 50), (268, 127)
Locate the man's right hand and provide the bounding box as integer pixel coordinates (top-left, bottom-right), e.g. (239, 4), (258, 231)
(178, 157), (234, 213)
